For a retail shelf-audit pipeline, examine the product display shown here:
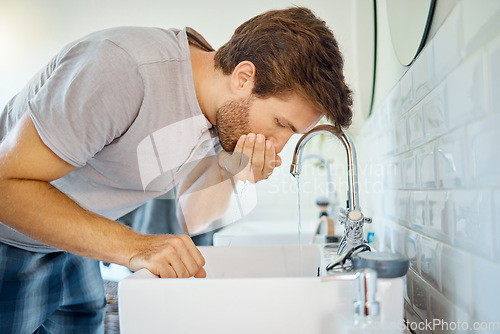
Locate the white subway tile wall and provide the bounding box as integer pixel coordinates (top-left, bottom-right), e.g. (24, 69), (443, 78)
(426, 190), (452, 243)
(405, 229), (420, 272)
(412, 273), (429, 321)
(440, 245), (472, 312)
(423, 82), (447, 141)
(451, 189), (494, 259)
(408, 103), (425, 148)
(495, 191), (500, 261)
(461, 0), (500, 55)
(400, 68), (415, 113)
(417, 142), (436, 189)
(411, 191), (427, 233)
(413, 42), (434, 103)
(432, 5), (462, 84)
(467, 115), (500, 187)
(435, 129), (467, 188)
(489, 35), (500, 114)
(471, 257), (500, 327)
(359, 1), (500, 332)
(447, 51), (488, 130)
(419, 236), (441, 291)
(427, 288), (459, 334)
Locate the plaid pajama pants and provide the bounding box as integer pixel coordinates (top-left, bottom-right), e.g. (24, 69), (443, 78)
(0, 242), (106, 333)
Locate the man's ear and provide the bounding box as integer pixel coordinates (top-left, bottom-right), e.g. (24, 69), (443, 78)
(230, 61), (256, 96)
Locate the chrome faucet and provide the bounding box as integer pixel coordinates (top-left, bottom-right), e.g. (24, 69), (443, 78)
(290, 124), (372, 255)
(322, 268), (380, 317)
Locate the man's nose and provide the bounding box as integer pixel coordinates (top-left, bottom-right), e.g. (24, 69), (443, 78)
(272, 133), (294, 154)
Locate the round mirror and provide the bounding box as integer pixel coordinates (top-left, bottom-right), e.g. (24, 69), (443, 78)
(386, 0), (435, 66)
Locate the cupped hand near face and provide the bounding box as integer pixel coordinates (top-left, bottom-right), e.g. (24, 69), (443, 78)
(218, 133), (282, 183)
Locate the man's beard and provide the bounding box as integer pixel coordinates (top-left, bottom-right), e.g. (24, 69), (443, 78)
(215, 96), (253, 152)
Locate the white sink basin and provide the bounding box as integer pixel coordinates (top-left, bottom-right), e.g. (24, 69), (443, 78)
(118, 245), (404, 334)
(212, 219), (320, 246)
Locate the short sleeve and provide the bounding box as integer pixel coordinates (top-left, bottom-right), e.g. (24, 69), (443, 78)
(28, 38), (144, 167)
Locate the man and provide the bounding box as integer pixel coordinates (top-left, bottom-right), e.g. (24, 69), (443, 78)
(0, 6), (352, 333)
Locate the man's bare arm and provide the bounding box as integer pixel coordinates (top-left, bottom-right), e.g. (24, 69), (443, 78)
(0, 113), (205, 278)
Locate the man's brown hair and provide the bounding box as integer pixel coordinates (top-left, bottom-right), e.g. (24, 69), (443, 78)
(214, 6), (353, 132)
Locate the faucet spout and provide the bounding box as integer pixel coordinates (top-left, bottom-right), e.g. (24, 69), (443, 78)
(290, 124), (359, 212)
(290, 124), (371, 256)
(322, 268), (380, 317)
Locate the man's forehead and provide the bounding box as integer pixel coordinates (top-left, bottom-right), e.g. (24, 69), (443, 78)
(302, 114), (322, 133)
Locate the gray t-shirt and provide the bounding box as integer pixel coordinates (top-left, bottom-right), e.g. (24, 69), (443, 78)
(0, 26), (220, 252)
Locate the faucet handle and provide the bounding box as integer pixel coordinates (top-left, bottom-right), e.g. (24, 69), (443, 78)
(339, 210), (372, 226)
(339, 213), (347, 224)
(338, 209), (347, 225)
